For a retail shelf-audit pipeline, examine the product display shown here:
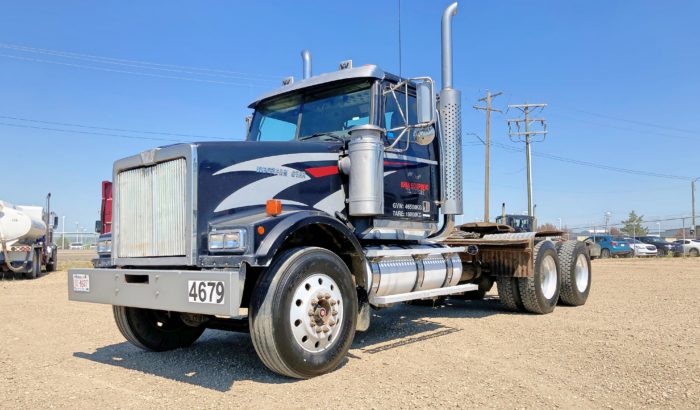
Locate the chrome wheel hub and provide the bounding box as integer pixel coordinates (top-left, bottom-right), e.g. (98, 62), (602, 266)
(290, 273), (344, 353)
(540, 254), (558, 300)
(574, 253), (590, 292)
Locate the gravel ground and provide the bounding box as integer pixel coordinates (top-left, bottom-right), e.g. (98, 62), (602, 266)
(1, 258), (698, 409)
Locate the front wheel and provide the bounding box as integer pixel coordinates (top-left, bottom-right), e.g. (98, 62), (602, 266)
(249, 247), (357, 379)
(600, 248), (610, 259)
(113, 306), (205, 351)
(690, 248), (699, 257)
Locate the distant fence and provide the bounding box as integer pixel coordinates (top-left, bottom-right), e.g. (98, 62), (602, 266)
(567, 216), (698, 242)
(53, 232), (99, 249)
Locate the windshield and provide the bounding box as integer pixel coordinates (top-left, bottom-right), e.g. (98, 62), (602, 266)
(248, 80), (373, 142)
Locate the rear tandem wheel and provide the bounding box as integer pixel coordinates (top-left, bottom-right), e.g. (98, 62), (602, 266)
(517, 241), (561, 314)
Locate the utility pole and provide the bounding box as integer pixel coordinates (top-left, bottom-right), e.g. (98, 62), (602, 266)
(474, 90), (502, 222)
(507, 103), (547, 218)
(692, 177), (698, 240)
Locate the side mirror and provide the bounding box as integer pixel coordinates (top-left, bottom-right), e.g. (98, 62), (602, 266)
(95, 220), (103, 234)
(245, 115), (253, 134)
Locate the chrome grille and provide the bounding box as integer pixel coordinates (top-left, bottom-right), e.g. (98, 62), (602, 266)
(116, 158), (187, 257)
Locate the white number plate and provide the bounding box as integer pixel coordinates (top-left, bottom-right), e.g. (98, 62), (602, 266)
(73, 274), (90, 292)
(188, 280), (225, 304)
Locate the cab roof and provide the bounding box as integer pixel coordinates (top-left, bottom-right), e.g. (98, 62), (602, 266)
(248, 65), (386, 109)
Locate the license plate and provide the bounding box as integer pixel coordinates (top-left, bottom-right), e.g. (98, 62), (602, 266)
(187, 280), (225, 304)
(73, 274), (90, 292)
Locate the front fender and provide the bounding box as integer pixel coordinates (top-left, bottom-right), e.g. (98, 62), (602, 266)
(254, 210), (363, 267)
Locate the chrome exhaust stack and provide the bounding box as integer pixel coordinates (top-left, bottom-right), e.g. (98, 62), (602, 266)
(439, 2), (462, 216)
(301, 49), (312, 79)
(429, 2), (462, 241)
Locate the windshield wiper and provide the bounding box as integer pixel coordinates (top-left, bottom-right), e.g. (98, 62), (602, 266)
(298, 132), (344, 143)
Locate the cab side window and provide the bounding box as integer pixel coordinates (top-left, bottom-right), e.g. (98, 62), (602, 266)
(381, 81), (429, 159)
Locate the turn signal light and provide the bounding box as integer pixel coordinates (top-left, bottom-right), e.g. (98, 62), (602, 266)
(266, 199), (282, 216)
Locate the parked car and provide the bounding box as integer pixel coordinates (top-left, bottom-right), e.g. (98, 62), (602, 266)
(622, 238), (657, 257)
(638, 236), (674, 256)
(583, 239), (602, 259)
(584, 235), (632, 258)
(672, 239), (700, 257)
(69, 242), (84, 250)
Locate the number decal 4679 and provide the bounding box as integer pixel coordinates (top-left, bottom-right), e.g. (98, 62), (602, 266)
(188, 280), (225, 304)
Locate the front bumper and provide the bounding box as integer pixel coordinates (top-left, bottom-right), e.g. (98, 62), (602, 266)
(68, 267), (245, 317)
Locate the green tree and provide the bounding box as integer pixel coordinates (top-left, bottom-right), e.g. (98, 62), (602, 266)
(620, 211), (648, 237)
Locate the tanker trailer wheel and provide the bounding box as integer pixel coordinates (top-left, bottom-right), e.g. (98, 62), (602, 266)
(518, 241), (561, 314)
(24, 249), (41, 279)
(556, 241), (591, 306)
(112, 306), (205, 351)
(46, 249), (57, 272)
(249, 247), (357, 379)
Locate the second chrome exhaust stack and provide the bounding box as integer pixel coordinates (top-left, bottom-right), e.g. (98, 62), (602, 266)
(301, 49), (312, 79)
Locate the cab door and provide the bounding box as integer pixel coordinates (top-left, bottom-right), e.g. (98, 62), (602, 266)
(379, 81), (439, 224)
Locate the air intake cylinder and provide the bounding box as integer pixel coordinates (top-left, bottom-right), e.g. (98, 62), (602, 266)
(347, 125), (384, 216)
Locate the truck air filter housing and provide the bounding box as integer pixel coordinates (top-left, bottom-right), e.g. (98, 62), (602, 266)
(347, 125), (385, 216)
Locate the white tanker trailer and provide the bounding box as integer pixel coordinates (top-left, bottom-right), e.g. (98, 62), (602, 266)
(0, 193), (58, 278)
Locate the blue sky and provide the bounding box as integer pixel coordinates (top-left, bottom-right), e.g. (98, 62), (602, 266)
(1, 1), (698, 233)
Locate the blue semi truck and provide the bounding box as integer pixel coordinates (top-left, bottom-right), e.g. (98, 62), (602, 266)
(68, 3), (592, 378)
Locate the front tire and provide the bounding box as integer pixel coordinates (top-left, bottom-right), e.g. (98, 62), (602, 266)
(690, 248), (699, 257)
(518, 241), (561, 314)
(249, 247), (357, 379)
(112, 306), (205, 351)
(556, 241), (591, 306)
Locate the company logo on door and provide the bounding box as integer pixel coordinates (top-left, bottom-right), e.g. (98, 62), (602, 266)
(400, 181), (429, 192)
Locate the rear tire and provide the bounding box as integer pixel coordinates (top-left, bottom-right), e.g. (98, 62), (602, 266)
(24, 249), (40, 279)
(112, 306), (205, 351)
(249, 247), (357, 379)
(46, 251), (56, 272)
(518, 241), (561, 314)
(600, 248), (610, 259)
(556, 241), (591, 306)
(497, 275), (524, 311)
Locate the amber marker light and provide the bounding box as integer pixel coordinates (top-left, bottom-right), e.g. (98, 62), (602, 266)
(257, 226), (265, 235)
(266, 199), (282, 216)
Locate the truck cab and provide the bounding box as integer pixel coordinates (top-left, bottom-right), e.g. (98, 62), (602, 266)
(495, 214), (534, 233)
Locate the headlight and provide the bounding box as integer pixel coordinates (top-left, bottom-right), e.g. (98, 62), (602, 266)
(97, 240), (112, 254)
(208, 229), (246, 252)
(208, 234), (224, 250)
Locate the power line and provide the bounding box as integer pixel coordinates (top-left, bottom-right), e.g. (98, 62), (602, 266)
(466, 135), (693, 181)
(0, 121), (185, 143)
(0, 42), (280, 80)
(0, 53), (271, 87)
(547, 110), (700, 141)
(0, 114), (226, 140)
(556, 105), (700, 135)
